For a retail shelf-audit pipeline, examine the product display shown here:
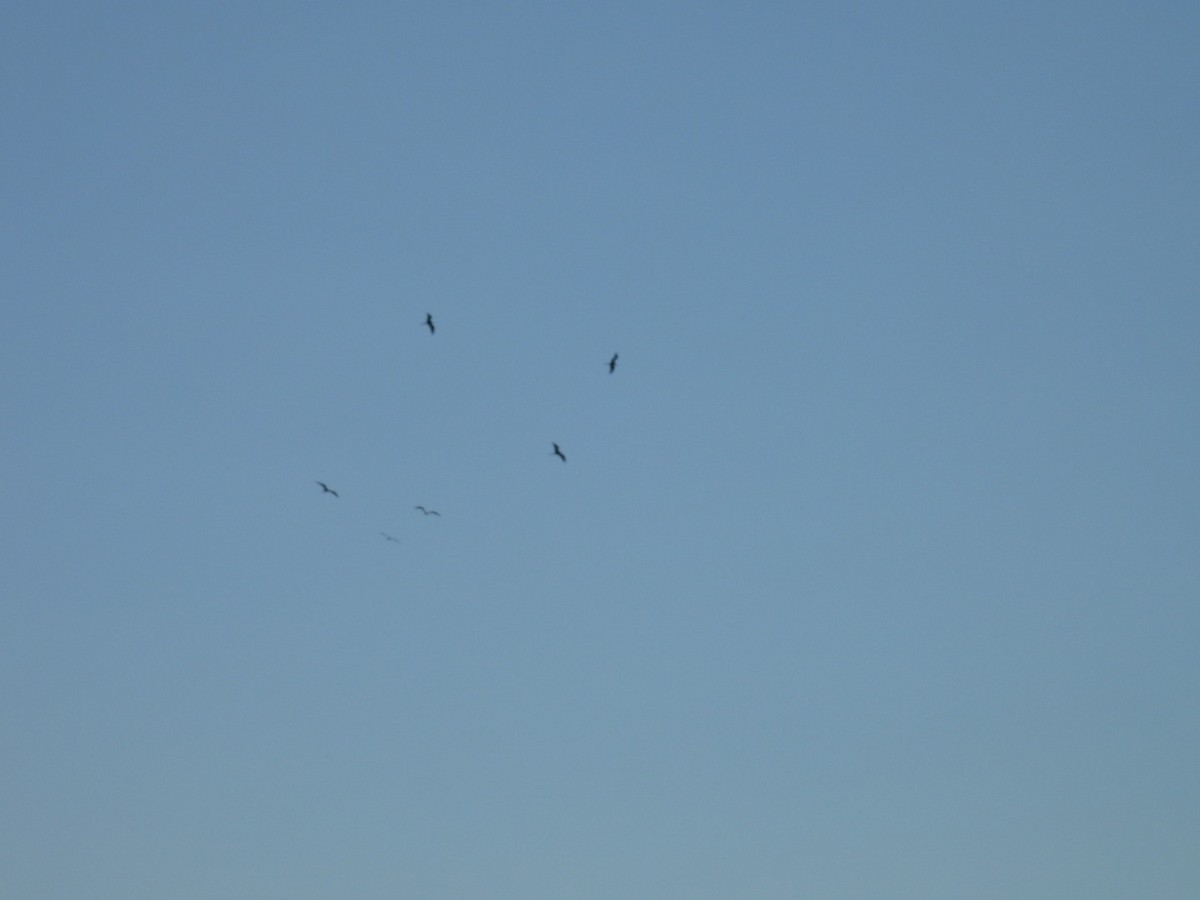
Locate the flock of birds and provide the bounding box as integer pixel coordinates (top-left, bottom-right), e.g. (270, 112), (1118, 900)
(314, 313), (619, 546)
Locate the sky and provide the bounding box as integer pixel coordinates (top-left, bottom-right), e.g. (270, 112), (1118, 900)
(2, 2), (1198, 897)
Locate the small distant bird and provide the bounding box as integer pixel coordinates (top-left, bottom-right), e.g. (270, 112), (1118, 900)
(552, 442), (567, 462)
(380, 532), (401, 544)
(316, 481), (339, 497)
(424, 313), (435, 335)
(608, 352), (619, 373)
(414, 506), (441, 516)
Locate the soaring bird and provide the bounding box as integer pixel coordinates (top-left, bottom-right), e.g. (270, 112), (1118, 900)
(424, 313), (435, 335)
(552, 442), (567, 462)
(608, 352), (619, 373)
(316, 481), (339, 497)
(380, 532), (401, 544)
(414, 506), (441, 516)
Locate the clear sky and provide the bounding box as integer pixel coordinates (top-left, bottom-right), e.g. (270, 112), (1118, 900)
(3, 2), (1198, 897)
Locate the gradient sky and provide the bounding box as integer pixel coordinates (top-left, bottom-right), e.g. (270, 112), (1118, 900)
(3, 2), (1198, 897)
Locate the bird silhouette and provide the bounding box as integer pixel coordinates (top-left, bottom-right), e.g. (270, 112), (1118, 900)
(608, 352), (618, 373)
(552, 443), (567, 462)
(414, 506), (441, 516)
(380, 532), (401, 543)
(316, 481), (339, 497)
(424, 313), (435, 335)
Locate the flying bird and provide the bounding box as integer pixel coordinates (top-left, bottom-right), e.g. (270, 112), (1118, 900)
(424, 313), (435, 335)
(414, 506), (441, 516)
(316, 481), (339, 497)
(380, 532), (401, 544)
(552, 442), (567, 462)
(608, 352), (618, 373)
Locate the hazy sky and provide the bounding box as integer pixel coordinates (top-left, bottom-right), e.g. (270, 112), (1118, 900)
(3, 2), (1198, 897)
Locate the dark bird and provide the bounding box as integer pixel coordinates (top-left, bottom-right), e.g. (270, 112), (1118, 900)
(414, 506), (441, 516)
(380, 532), (401, 544)
(424, 313), (435, 335)
(608, 352), (619, 373)
(552, 442), (567, 462)
(316, 481), (339, 497)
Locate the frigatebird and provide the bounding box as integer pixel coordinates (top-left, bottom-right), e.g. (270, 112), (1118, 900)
(424, 313), (435, 335)
(552, 443), (567, 462)
(414, 506), (441, 516)
(380, 532), (401, 544)
(316, 481), (339, 497)
(608, 353), (618, 373)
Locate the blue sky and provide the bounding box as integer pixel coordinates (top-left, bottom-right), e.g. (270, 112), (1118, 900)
(3, 2), (1198, 897)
